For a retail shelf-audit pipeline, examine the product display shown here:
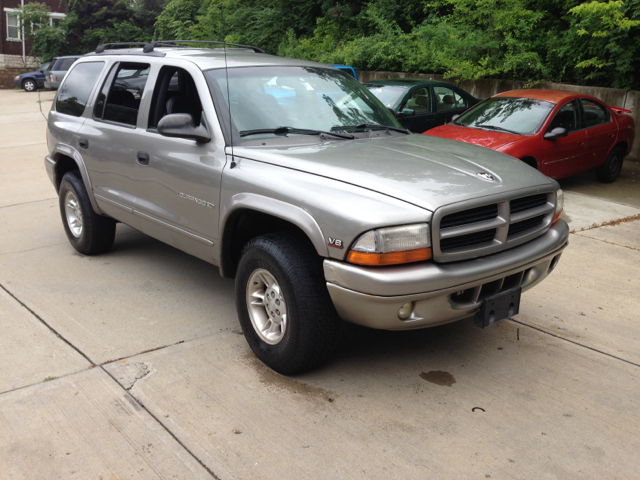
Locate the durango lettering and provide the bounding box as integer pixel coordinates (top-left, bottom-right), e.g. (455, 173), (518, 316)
(179, 192), (214, 208)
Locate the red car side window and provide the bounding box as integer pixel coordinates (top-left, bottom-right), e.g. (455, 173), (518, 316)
(548, 100), (581, 132)
(581, 99), (610, 128)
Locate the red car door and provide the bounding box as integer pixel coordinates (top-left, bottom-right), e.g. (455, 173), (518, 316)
(580, 98), (618, 170)
(537, 99), (589, 179)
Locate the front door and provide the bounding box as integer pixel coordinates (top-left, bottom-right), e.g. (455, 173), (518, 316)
(537, 100), (589, 178)
(133, 64), (227, 261)
(398, 87), (436, 133)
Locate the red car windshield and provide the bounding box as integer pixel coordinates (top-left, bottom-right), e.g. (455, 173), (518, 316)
(455, 97), (555, 135)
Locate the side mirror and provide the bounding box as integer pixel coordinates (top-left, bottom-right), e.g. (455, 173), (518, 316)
(399, 108), (415, 117)
(451, 114), (460, 123)
(158, 113), (211, 143)
(543, 127), (568, 140)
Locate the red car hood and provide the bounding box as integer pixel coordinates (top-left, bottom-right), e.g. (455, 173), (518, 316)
(424, 124), (521, 150)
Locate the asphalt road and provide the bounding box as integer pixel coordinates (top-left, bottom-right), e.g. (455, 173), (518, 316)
(1, 89), (639, 480)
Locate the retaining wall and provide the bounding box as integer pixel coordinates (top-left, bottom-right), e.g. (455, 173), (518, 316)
(360, 71), (639, 159)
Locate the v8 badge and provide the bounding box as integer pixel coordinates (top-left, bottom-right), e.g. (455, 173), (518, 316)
(328, 237), (343, 249)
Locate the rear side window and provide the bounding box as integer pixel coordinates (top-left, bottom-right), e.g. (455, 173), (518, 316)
(94, 62), (150, 127)
(434, 86), (463, 111)
(56, 62), (105, 117)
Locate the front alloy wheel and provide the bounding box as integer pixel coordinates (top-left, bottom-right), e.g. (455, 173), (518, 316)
(22, 79), (36, 92)
(64, 190), (83, 238)
(246, 268), (288, 345)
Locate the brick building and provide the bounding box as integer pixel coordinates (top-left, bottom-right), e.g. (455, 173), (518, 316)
(1, 0), (66, 68)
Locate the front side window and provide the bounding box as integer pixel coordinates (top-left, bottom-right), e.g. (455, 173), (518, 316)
(455, 97), (555, 135)
(581, 99), (610, 127)
(7, 12), (19, 40)
(365, 84), (409, 109)
(206, 66), (399, 143)
(56, 62), (105, 117)
(548, 100), (581, 132)
(148, 67), (203, 129)
(94, 62), (150, 126)
(401, 88), (431, 114)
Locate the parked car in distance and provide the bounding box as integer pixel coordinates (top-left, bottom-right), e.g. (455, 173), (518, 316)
(45, 42), (568, 374)
(424, 89), (636, 183)
(13, 61), (51, 92)
(44, 55), (83, 89)
(330, 64), (358, 80)
(365, 79), (479, 133)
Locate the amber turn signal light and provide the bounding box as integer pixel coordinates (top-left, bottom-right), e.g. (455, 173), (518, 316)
(347, 248), (432, 266)
(552, 209), (563, 225)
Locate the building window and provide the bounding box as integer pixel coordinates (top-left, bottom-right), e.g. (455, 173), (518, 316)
(7, 12), (20, 40)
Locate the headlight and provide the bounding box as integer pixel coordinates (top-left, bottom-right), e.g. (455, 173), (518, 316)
(15, 75), (20, 80)
(347, 223), (432, 266)
(553, 189), (564, 224)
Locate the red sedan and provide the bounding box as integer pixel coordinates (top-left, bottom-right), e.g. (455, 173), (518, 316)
(424, 89), (635, 182)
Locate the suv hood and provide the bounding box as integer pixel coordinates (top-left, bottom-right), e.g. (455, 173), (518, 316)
(232, 134), (555, 212)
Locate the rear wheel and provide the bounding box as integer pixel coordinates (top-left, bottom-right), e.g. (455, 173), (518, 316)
(235, 233), (341, 375)
(59, 171), (116, 255)
(22, 79), (36, 92)
(596, 147), (624, 183)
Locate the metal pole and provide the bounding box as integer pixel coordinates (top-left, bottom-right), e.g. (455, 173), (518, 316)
(21, 0), (26, 64)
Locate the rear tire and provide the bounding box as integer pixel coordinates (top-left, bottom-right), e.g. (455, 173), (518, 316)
(59, 171), (116, 255)
(596, 147), (624, 183)
(235, 233), (341, 375)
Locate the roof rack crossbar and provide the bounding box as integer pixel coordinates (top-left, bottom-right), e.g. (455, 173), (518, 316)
(143, 40), (266, 54)
(95, 42), (149, 54)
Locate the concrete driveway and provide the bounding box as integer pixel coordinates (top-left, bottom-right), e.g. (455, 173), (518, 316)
(1, 89), (639, 479)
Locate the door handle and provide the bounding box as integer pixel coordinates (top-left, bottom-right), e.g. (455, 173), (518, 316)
(137, 151), (150, 165)
(78, 138), (89, 149)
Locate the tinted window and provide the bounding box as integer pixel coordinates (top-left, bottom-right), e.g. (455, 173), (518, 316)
(95, 62), (150, 126)
(56, 62), (105, 117)
(434, 86), (461, 111)
(582, 99), (610, 127)
(548, 100), (580, 132)
(456, 97), (554, 135)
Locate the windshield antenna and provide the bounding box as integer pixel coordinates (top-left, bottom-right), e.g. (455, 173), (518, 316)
(222, 8), (236, 169)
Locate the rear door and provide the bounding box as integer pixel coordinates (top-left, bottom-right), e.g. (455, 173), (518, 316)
(580, 98), (618, 169)
(433, 85), (469, 128)
(78, 61), (151, 213)
(537, 99), (589, 178)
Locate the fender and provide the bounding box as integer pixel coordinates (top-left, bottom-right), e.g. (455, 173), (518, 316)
(219, 192), (329, 264)
(51, 142), (103, 215)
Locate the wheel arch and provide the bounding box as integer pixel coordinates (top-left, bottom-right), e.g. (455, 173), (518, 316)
(613, 141), (628, 156)
(51, 143), (103, 214)
(520, 156), (539, 169)
(219, 194), (328, 279)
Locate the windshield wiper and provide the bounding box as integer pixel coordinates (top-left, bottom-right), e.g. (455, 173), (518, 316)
(240, 126), (354, 139)
(332, 124), (411, 134)
(475, 124), (521, 135)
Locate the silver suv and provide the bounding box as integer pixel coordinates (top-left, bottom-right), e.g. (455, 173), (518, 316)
(45, 41), (569, 374)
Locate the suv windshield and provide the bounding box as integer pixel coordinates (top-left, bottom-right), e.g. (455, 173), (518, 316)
(205, 66), (400, 143)
(455, 97), (555, 135)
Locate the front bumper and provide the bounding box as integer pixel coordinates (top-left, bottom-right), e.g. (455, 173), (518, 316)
(324, 220), (569, 330)
(13, 77), (21, 88)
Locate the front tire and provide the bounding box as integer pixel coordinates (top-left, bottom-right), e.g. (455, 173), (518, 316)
(59, 171), (116, 255)
(235, 233), (341, 375)
(22, 79), (36, 92)
(596, 147), (624, 183)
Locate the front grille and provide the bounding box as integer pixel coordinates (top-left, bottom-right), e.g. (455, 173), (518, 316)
(508, 214), (545, 237)
(510, 194), (547, 214)
(433, 191), (555, 262)
(440, 229), (496, 252)
(441, 204), (498, 229)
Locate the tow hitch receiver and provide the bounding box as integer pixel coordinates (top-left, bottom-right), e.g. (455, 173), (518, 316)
(474, 286), (521, 328)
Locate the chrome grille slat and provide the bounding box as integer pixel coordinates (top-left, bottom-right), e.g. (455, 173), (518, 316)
(432, 190), (556, 263)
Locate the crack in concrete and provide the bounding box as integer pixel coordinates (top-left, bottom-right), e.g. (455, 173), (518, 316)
(574, 233), (640, 252)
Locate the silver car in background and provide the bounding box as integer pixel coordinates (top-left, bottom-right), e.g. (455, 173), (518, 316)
(44, 55), (83, 89)
(44, 41), (569, 374)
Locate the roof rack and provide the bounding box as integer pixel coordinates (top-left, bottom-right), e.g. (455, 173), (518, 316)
(95, 42), (149, 54)
(142, 40), (266, 54)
